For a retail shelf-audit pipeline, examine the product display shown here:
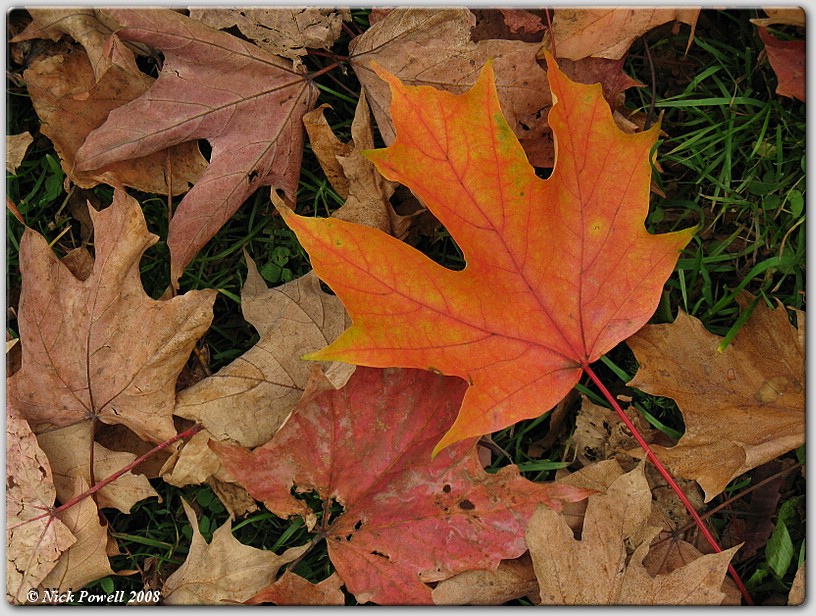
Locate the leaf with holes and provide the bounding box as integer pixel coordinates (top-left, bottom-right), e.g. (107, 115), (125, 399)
(214, 367), (590, 604)
(278, 55), (694, 453)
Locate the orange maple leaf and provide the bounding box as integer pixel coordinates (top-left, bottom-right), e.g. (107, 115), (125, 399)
(279, 55), (694, 452)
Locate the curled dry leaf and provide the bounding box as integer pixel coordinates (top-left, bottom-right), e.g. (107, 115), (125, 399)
(280, 57), (692, 452)
(36, 476), (115, 596)
(174, 253), (350, 449)
(627, 299), (805, 501)
(162, 500), (307, 605)
(303, 93), (410, 237)
(6, 401), (76, 604)
(6, 131), (33, 173)
(246, 571), (345, 606)
(214, 367), (591, 604)
(757, 27), (805, 102)
(348, 8), (640, 167)
(189, 7), (349, 68)
(74, 8), (318, 284)
(548, 8), (699, 60)
(7, 189), (216, 444)
(23, 47), (206, 195)
(527, 464), (739, 605)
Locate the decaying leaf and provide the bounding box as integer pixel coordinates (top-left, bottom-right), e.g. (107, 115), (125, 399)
(37, 476), (115, 596)
(189, 7), (349, 67)
(74, 8), (318, 284)
(788, 562), (805, 605)
(246, 571), (345, 606)
(6, 131), (33, 173)
(548, 8), (699, 60)
(757, 27), (805, 102)
(6, 401), (76, 604)
(279, 57), (693, 452)
(527, 464), (739, 604)
(214, 367), (590, 604)
(7, 189), (216, 444)
(174, 253), (350, 449)
(627, 299), (805, 501)
(348, 8), (639, 167)
(162, 500), (307, 605)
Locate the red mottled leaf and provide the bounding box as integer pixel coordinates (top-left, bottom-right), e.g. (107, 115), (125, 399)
(74, 8), (317, 284)
(214, 367), (589, 604)
(277, 55), (694, 452)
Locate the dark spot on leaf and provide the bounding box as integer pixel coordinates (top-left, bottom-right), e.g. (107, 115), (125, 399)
(247, 169), (258, 183)
(442, 484), (451, 493)
(370, 550), (389, 560)
(353, 519), (363, 530)
(458, 499), (475, 510)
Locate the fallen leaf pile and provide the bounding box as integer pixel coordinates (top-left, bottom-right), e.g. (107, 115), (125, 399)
(6, 7), (804, 606)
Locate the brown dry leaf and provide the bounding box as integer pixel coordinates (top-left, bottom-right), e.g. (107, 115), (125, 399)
(36, 423), (158, 513)
(6, 401), (76, 604)
(305, 93), (409, 236)
(24, 49), (206, 195)
(7, 189), (216, 445)
(38, 476), (115, 595)
(549, 8), (699, 60)
(174, 254), (349, 449)
(246, 571), (345, 605)
(499, 9), (545, 35)
(627, 299), (805, 501)
(189, 7), (349, 68)
(12, 8), (135, 81)
(750, 7), (806, 28)
(788, 562), (805, 605)
(432, 553), (538, 605)
(161, 429), (223, 488)
(162, 500), (307, 605)
(527, 464), (739, 605)
(6, 131), (33, 173)
(349, 8), (638, 168)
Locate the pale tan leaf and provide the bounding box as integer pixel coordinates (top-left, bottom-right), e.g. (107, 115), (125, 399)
(161, 429), (223, 488)
(174, 254), (349, 448)
(750, 7), (805, 27)
(6, 132), (33, 174)
(36, 423), (158, 513)
(6, 401), (76, 604)
(432, 554), (538, 605)
(38, 476), (114, 594)
(628, 299), (805, 501)
(527, 464), (738, 605)
(163, 500), (307, 605)
(303, 103), (353, 198)
(788, 562), (805, 605)
(550, 8), (699, 60)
